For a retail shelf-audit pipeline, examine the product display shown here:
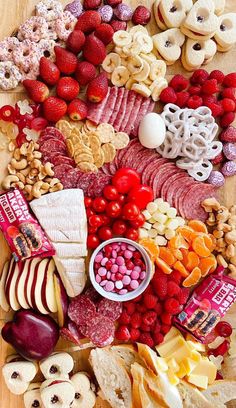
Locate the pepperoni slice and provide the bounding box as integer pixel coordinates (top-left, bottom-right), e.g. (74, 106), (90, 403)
(86, 314), (115, 347)
(97, 298), (122, 321)
(68, 295), (97, 326)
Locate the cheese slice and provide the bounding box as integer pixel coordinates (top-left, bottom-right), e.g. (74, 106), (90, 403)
(54, 257), (86, 297)
(187, 374), (208, 390)
(191, 359), (217, 385)
(53, 243), (87, 258)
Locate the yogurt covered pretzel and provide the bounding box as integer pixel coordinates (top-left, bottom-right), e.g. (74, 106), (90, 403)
(13, 40), (40, 74)
(0, 37), (19, 61)
(0, 61), (22, 90)
(17, 17), (48, 43)
(54, 11), (77, 41)
(36, 0), (63, 21)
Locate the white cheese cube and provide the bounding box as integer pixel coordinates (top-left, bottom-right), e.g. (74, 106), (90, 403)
(176, 216), (185, 226)
(153, 212), (168, 224)
(165, 218), (180, 230)
(146, 202), (158, 214)
(154, 198), (164, 205)
(153, 223), (165, 234)
(143, 210), (152, 220)
(143, 222), (152, 230)
(158, 201), (170, 214)
(155, 235), (167, 246)
(139, 228), (149, 239)
(166, 207), (177, 218)
(148, 228), (158, 238)
(165, 229), (176, 240)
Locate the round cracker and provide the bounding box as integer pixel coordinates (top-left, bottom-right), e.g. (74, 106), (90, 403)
(94, 149), (105, 168)
(75, 153), (94, 164)
(97, 123), (115, 143)
(56, 120), (72, 138)
(111, 132), (130, 149)
(102, 143), (116, 163)
(85, 120), (97, 131)
(79, 162), (98, 172)
(89, 134), (101, 150)
(66, 139), (74, 157)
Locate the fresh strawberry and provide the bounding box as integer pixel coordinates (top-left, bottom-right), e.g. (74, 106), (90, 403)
(67, 98), (88, 121)
(56, 77), (80, 101)
(94, 23), (114, 45)
(84, 0), (101, 9)
(105, 0), (122, 6)
(23, 80), (49, 103)
(83, 34), (106, 65)
(110, 20), (127, 31)
(39, 57), (60, 86)
(43, 97), (67, 122)
(75, 61), (96, 86)
(132, 5), (151, 25)
(86, 72), (108, 102)
(66, 30), (86, 54)
(54, 46), (77, 75)
(75, 10), (101, 33)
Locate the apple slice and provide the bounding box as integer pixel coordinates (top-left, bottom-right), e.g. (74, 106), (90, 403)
(0, 260), (10, 312)
(5, 259), (21, 311)
(31, 259), (50, 315)
(42, 259), (58, 314)
(26, 258), (41, 308)
(16, 260), (31, 310)
(54, 273), (68, 327)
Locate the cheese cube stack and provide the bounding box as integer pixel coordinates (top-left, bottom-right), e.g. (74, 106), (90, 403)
(139, 198), (185, 245)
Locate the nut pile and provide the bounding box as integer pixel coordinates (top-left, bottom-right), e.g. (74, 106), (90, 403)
(2, 141), (63, 200)
(56, 119), (129, 172)
(202, 198), (236, 277)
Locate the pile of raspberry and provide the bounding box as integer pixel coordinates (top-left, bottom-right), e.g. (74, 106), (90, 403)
(115, 268), (190, 347)
(160, 70), (236, 186)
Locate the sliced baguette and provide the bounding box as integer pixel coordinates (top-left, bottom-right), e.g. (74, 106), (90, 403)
(202, 380), (236, 408)
(177, 380), (214, 408)
(95, 396), (112, 408)
(89, 348), (132, 408)
(111, 344), (143, 373)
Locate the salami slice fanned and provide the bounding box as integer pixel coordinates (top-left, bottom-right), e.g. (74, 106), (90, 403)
(68, 295), (97, 326)
(97, 298), (122, 321)
(86, 314), (115, 347)
(39, 139), (67, 154)
(60, 321), (84, 345)
(85, 287), (102, 303)
(39, 127), (65, 142)
(49, 155), (75, 167)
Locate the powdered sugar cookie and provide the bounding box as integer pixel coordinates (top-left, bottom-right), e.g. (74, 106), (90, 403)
(54, 11), (76, 41)
(36, 0), (63, 21)
(17, 16), (48, 42)
(159, 0), (193, 28)
(0, 61), (22, 90)
(181, 0), (219, 40)
(152, 28), (185, 65)
(0, 37), (19, 62)
(214, 13), (236, 50)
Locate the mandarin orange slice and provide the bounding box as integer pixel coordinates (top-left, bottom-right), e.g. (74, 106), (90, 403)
(159, 247), (176, 266)
(155, 257), (172, 274)
(192, 236), (211, 258)
(188, 220), (208, 234)
(139, 238), (160, 261)
(171, 248), (183, 261)
(173, 260), (189, 277)
(185, 251), (200, 271)
(199, 255), (217, 277)
(169, 234), (189, 250)
(182, 266), (201, 287)
(177, 226), (194, 243)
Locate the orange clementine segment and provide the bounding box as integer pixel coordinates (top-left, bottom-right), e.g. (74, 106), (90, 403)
(139, 238), (160, 261)
(199, 255), (217, 277)
(202, 234), (216, 252)
(188, 220), (208, 234)
(185, 251), (200, 271)
(159, 247), (176, 266)
(155, 257), (172, 274)
(173, 260), (189, 277)
(180, 248), (189, 266)
(171, 249), (183, 261)
(182, 267), (201, 287)
(169, 234), (189, 250)
(192, 236), (211, 258)
(177, 226), (195, 243)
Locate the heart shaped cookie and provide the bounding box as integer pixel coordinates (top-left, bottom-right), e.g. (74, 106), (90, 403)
(214, 13), (236, 49)
(182, 38), (217, 70)
(39, 352), (74, 379)
(2, 360), (37, 395)
(153, 0), (168, 30)
(24, 383), (44, 408)
(40, 378), (75, 408)
(181, 0), (219, 40)
(71, 372), (96, 408)
(212, 0), (225, 16)
(152, 28), (185, 64)
(159, 0), (193, 28)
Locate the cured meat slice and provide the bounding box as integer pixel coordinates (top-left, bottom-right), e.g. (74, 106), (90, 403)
(38, 134), (66, 146)
(131, 98), (152, 137)
(164, 173), (189, 205)
(86, 314), (115, 347)
(49, 155), (75, 167)
(39, 139), (67, 154)
(141, 157), (163, 185)
(40, 127), (65, 142)
(113, 89), (129, 131)
(120, 140), (144, 167)
(54, 164), (74, 177)
(173, 178), (195, 210)
(61, 168), (81, 189)
(160, 170), (185, 201)
(87, 88), (111, 124)
(77, 172), (94, 194)
(180, 184), (217, 221)
(133, 149), (157, 174)
(152, 163), (177, 198)
(125, 94), (143, 136)
(100, 86), (118, 124)
(97, 298), (122, 321)
(60, 321), (84, 345)
(109, 87), (125, 126)
(86, 173), (111, 197)
(85, 287), (102, 303)
(119, 90), (136, 132)
(68, 295), (97, 326)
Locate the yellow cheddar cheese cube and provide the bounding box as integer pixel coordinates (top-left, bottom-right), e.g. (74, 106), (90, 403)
(187, 374), (208, 389)
(164, 327), (182, 342)
(167, 358), (179, 373)
(191, 359), (217, 384)
(182, 357), (198, 375)
(176, 362), (188, 379)
(190, 350), (201, 363)
(156, 336), (187, 358)
(167, 368), (180, 386)
(186, 339), (206, 353)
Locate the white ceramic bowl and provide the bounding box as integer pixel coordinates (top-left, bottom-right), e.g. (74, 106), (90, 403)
(89, 237), (152, 302)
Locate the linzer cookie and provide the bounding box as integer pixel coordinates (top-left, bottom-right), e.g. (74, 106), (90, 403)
(174, 273), (236, 342)
(182, 38), (217, 71)
(214, 13), (236, 52)
(153, 0), (193, 29)
(152, 28), (185, 65)
(181, 0), (219, 40)
(0, 189), (55, 261)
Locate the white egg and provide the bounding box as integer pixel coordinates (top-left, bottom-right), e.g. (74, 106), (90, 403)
(138, 112), (166, 149)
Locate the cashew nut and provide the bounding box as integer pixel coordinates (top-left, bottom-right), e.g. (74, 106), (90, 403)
(228, 264), (236, 276)
(228, 215), (236, 227)
(32, 151), (42, 159)
(225, 244), (235, 259)
(13, 148), (21, 161)
(216, 254), (228, 268)
(43, 162), (54, 177)
(2, 175), (19, 190)
(24, 184), (34, 201)
(49, 183), (63, 193)
(20, 167), (31, 177)
(216, 207), (230, 223)
(217, 238), (226, 248)
(12, 181), (24, 190)
(8, 141), (15, 152)
(16, 172), (26, 183)
(225, 230), (236, 245)
(217, 222), (232, 232)
(7, 163), (16, 175)
(206, 212), (216, 226)
(29, 168), (39, 177)
(32, 181), (44, 198)
(30, 159), (41, 169)
(26, 176), (36, 185)
(202, 198), (221, 212)
(49, 178), (60, 187)
(11, 158), (28, 170)
(213, 229), (223, 239)
(230, 256), (236, 266)
(20, 144), (29, 156)
(41, 182), (50, 191)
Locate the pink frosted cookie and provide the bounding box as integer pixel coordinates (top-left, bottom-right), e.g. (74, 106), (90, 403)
(54, 11), (77, 41)
(38, 39), (56, 61)
(0, 61), (22, 90)
(46, 20), (58, 40)
(0, 37), (19, 61)
(36, 0), (63, 21)
(17, 16), (48, 42)
(13, 39), (39, 72)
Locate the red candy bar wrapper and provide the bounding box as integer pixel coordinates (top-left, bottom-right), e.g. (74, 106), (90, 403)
(174, 272), (236, 343)
(0, 189), (55, 261)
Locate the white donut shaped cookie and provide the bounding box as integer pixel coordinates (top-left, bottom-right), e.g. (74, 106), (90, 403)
(159, 0), (193, 28)
(152, 28), (185, 65)
(214, 13), (236, 50)
(0, 61), (22, 90)
(13, 40), (39, 72)
(36, 0), (63, 21)
(182, 38), (217, 71)
(206, 141), (223, 159)
(38, 39), (56, 61)
(18, 17), (48, 43)
(182, 134), (208, 161)
(54, 11), (77, 41)
(24, 383), (44, 408)
(0, 37), (19, 61)
(181, 0), (219, 40)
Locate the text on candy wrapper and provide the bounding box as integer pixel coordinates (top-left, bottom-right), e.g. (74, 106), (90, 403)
(0, 190), (30, 223)
(212, 282), (236, 314)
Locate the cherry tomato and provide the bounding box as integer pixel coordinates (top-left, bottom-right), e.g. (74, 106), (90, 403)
(84, 197), (92, 208)
(122, 203), (140, 221)
(103, 185), (119, 201)
(112, 220), (127, 235)
(118, 194), (126, 205)
(101, 215), (111, 226)
(87, 234), (100, 249)
(128, 185), (154, 210)
(125, 228), (139, 241)
(106, 201), (122, 218)
(92, 197), (107, 213)
(98, 226), (113, 241)
(112, 168), (140, 194)
(88, 225), (98, 234)
(86, 208), (95, 218)
(89, 214), (103, 228)
(129, 213), (146, 228)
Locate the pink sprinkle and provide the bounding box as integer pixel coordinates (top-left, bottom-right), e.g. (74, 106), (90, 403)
(98, 267), (107, 277)
(95, 254), (103, 263)
(140, 271), (146, 280)
(122, 275), (131, 285)
(124, 250), (133, 259)
(96, 274), (102, 283)
(111, 264), (119, 273)
(119, 265), (127, 274)
(131, 270), (140, 279)
(112, 250), (117, 258)
(100, 279), (107, 287)
(105, 281), (115, 292)
(130, 280), (139, 290)
(107, 271), (111, 280)
(101, 257), (108, 266)
(115, 280), (123, 289)
(116, 256), (125, 266)
(119, 289), (128, 295)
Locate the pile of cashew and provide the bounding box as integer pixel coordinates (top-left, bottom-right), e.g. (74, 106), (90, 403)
(202, 198), (236, 278)
(1, 141), (63, 200)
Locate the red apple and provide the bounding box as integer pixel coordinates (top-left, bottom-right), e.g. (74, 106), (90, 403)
(16, 259), (31, 310)
(5, 259), (21, 311)
(54, 273), (68, 328)
(0, 260), (10, 312)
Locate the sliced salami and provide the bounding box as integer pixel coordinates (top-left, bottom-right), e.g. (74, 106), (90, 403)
(97, 298), (122, 321)
(54, 164), (74, 177)
(87, 88), (111, 124)
(152, 163), (177, 198)
(120, 90), (136, 132)
(60, 327), (81, 345)
(131, 98), (151, 137)
(160, 170), (185, 201)
(77, 172), (94, 194)
(61, 168), (82, 189)
(113, 89), (129, 131)
(165, 174), (190, 206)
(39, 139), (67, 154)
(174, 178), (196, 211)
(40, 127), (65, 142)
(87, 173), (111, 197)
(133, 150), (157, 174)
(86, 314), (115, 347)
(68, 295), (97, 326)
(85, 287), (102, 303)
(50, 155), (75, 167)
(101, 86), (118, 123)
(109, 87), (125, 126)
(181, 184), (217, 221)
(125, 94), (143, 136)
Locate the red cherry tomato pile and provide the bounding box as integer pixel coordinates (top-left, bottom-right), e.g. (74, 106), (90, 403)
(85, 168), (154, 249)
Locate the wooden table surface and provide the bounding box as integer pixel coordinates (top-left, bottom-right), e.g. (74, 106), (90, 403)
(0, 1), (236, 407)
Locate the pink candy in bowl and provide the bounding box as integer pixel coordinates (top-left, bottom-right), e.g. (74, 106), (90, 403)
(89, 238), (152, 302)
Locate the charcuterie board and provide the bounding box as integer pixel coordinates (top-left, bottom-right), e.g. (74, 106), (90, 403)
(0, 0), (236, 407)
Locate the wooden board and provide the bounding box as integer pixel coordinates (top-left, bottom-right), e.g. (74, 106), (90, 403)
(0, 1), (236, 407)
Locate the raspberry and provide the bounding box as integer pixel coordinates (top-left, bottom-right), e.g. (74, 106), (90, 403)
(219, 126), (236, 142)
(169, 75), (189, 92)
(133, 294), (143, 303)
(124, 301), (136, 315)
(136, 304), (147, 313)
(118, 310), (131, 325)
(139, 332), (154, 348)
(220, 112), (235, 128)
(188, 85), (201, 95)
(159, 87), (177, 104)
(161, 324), (171, 335)
(175, 91), (189, 108)
(161, 312), (172, 325)
(220, 98), (236, 113)
(115, 325), (130, 341)
(177, 287), (190, 305)
(167, 281), (180, 297)
(153, 332), (164, 345)
(223, 73), (236, 88)
(209, 70), (225, 84)
(143, 293), (157, 309)
(206, 102), (224, 117)
(187, 95), (203, 109)
(202, 95), (217, 105)
(130, 312), (142, 329)
(152, 274), (167, 298)
(211, 151), (225, 165)
(221, 87), (236, 103)
(164, 298), (181, 314)
(130, 328), (140, 341)
(170, 270), (182, 284)
(154, 302), (162, 315)
(142, 311), (157, 326)
(140, 323), (151, 332)
(190, 69), (209, 85)
(201, 79), (219, 94)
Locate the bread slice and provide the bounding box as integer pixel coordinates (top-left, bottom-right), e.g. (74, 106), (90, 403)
(89, 348), (132, 408)
(202, 380), (236, 408)
(177, 380), (214, 408)
(95, 396), (112, 408)
(111, 344), (143, 373)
